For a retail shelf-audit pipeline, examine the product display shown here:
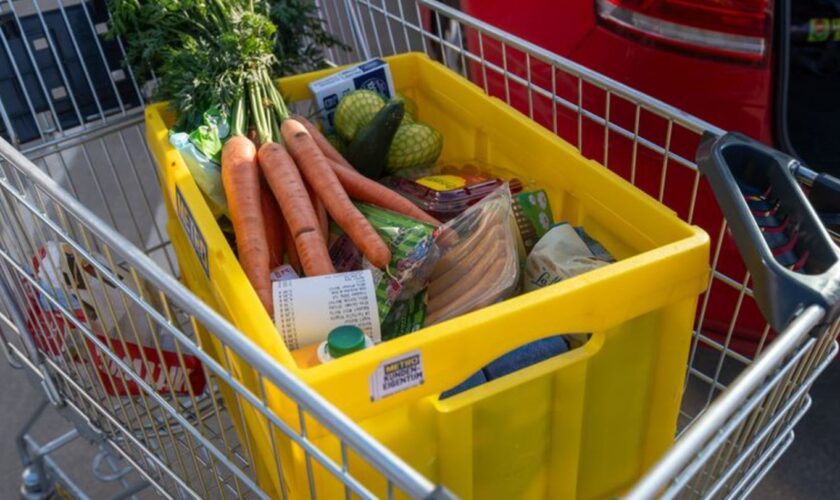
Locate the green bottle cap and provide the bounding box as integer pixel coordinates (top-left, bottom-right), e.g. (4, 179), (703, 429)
(327, 325), (367, 358)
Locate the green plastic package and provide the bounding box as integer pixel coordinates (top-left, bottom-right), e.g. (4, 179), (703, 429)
(329, 204), (438, 330)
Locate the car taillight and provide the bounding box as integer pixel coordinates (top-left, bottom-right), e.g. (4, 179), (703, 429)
(596, 0), (772, 62)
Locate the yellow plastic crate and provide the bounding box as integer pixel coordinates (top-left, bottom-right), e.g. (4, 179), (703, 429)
(146, 53), (710, 499)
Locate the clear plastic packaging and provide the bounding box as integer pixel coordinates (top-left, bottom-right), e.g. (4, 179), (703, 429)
(424, 184), (525, 325)
(523, 223), (612, 292)
(382, 161), (525, 221)
(169, 132), (227, 214)
(169, 107), (230, 215)
(329, 204), (439, 323)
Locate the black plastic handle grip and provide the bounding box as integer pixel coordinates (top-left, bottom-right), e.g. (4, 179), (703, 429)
(808, 172), (840, 213)
(696, 132), (840, 332)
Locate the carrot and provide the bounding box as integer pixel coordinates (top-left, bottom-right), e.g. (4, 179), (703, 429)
(328, 159), (441, 225)
(260, 178), (285, 269)
(258, 141), (336, 276)
(281, 119), (392, 269)
(280, 218), (302, 275)
(222, 135), (272, 313)
(304, 179), (329, 241)
(294, 115), (355, 171)
(296, 115), (440, 226)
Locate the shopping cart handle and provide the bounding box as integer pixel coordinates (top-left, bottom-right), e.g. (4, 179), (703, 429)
(805, 169), (840, 213)
(696, 132), (840, 332)
(788, 159), (840, 236)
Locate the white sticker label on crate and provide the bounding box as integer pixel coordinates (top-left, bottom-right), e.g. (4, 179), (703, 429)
(175, 187), (209, 277)
(369, 350), (424, 401)
(273, 270), (380, 350)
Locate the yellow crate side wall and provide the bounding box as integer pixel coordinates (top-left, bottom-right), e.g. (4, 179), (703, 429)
(164, 212), (289, 497)
(147, 53), (710, 499)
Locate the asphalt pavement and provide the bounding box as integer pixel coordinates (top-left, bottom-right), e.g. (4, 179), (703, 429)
(0, 345), (836, 498)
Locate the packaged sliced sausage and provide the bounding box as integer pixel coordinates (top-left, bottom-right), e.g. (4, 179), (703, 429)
(424, 184), (525, 326)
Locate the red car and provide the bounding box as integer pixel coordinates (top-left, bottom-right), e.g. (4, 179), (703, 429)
(438, 0), (840, 353)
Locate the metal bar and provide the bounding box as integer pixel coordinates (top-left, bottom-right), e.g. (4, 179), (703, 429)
(706, 343), (828, 499)
(703, 272), (753, 407)
(257, 375), (288, 500)
(0, 294), (25, 367)
(116, 129), (171, 258)
(0, 137), (439, 498)
(102, 10), (146, 106)
(395, 0), (413, 53)
(21, 434), (92, 500)
(76, 0), (130, 114)
(0, 97), (18, 146)
(298, 405), (318, 500)
(418, 25), (705, 171)
(37, 351), (202, 497)
(434, 9), (448, 69)
(0, 239), (49, 369)
(378, 0), (397, 55)
(684, 222), (730, 397)
(603, 91), (611, 168)
(732, 430), (795, 500)
(526, 53), (534, 120)
(417, 0), (724, 137)
(21, 112), (145, 160)
(412, 1), (429, 55)
(342, 0), (371, 59)
(550, 64), (558, 135)
(2, 0), (65, 135)
(1, 2), (826, 498)
(629, 105), (641, 184)
(360, 0), (383, 57)
(54, 0), (108, 121)
(28, 0), (86, 129)
(626, 305), (825, 500)
(0, 18), (49, 139)
(657, 120), (673, 202)
(790, 162), (819, 187)
(29, 429), (79, 459)
(0, 242), (260, 498)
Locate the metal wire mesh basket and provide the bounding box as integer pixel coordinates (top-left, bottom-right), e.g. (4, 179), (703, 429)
(0, 0), (837, 498)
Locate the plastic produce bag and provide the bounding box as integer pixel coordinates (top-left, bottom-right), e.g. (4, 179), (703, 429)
(22, 241), (206, 397)
(189, 106), (229, 161)
(169, 107), (229, 215)
(523, 223), (612, 292)
(425, 184), (525, 325)
(381, 291), (427, 341)
(330, 204), (439, 324)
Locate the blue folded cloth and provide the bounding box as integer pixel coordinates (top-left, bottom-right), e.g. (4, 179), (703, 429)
(439, 335), (571, 399)
(574, 227), (615, 263)
(482, 336), (569, 380)
(440, 370), (487, 399)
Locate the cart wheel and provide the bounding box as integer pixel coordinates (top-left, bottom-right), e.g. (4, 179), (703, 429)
(20, 465), (53, 500)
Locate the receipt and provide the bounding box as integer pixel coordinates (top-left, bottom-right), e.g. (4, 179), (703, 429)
(273, 270), (381, 350)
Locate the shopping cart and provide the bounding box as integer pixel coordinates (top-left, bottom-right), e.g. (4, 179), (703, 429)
(0, 0), (836, 498)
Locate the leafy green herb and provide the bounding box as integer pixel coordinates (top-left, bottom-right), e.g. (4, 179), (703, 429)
(270, 0), (347, 76)
(107, 0), (334, 141)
